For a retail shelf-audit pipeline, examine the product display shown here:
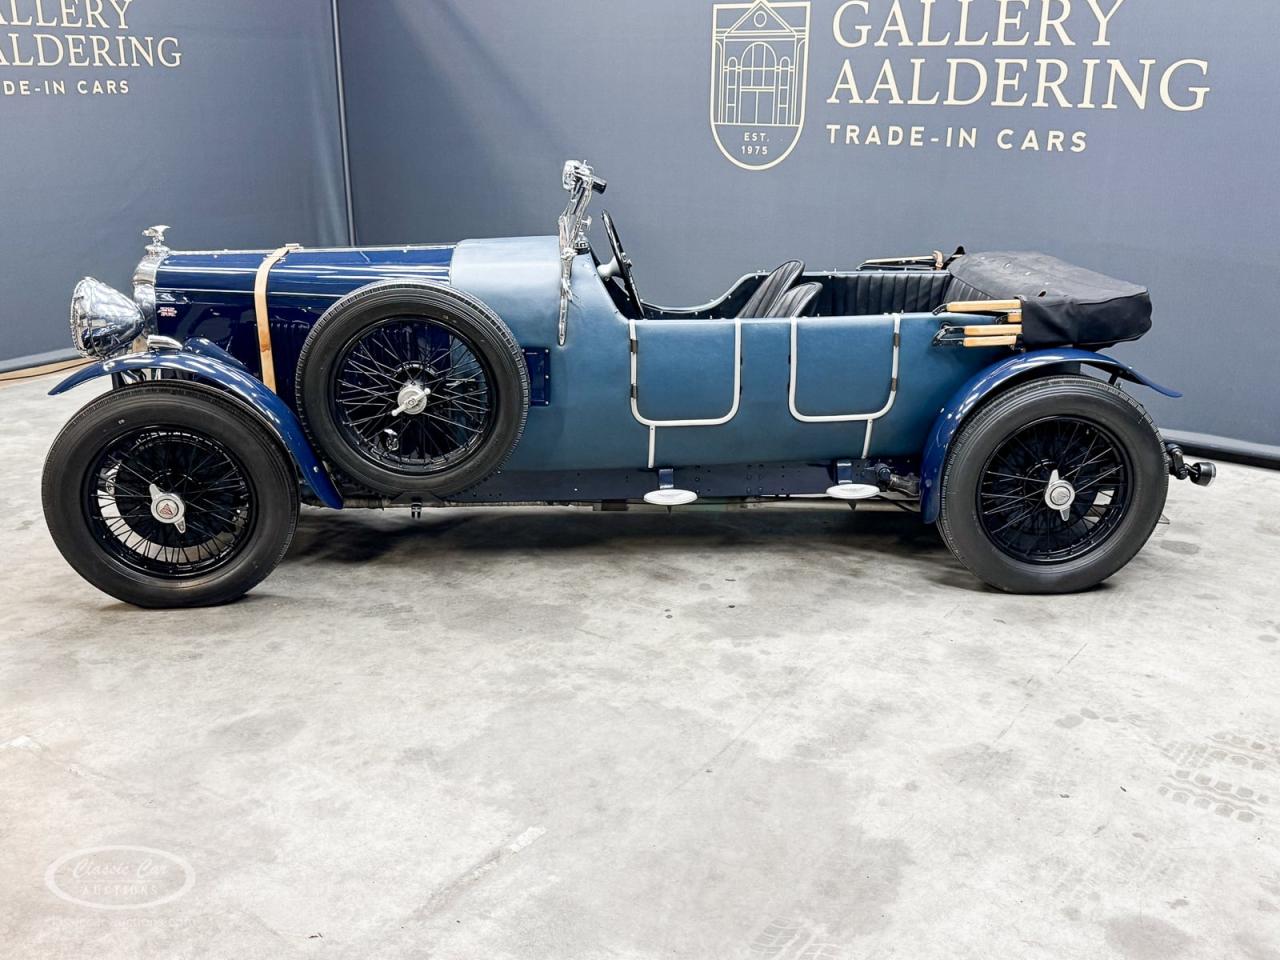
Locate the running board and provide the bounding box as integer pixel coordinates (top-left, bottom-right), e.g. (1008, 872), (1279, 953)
(827, 459), (881, 500)
(826, 483), (880, 501)
(643, 467), (698, 506)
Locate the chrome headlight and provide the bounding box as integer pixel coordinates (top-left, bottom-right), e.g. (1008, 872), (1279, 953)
(69, 278), (145, 359)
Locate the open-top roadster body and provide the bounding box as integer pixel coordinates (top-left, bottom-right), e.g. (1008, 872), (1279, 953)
(44, 161), (1214, 606)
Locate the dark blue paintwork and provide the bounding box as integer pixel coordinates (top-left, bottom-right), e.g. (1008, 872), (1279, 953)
(182, 335), (250, 371)
(156, 245), (453, 296)
(523, 348), (552, 405)
(917, 348), (1183, 523)
(49, 346), (344, 509)
(151, 245), (454, 409)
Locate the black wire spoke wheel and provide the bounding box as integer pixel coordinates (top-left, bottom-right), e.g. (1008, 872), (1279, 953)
(332, 317), (495, 474)
(937, 375), (1168, 594)
(297, 283), (528, 497)
(85, 428), (255, 577)
(977, 417), (1131, 564)
(44, 382), (299, 608)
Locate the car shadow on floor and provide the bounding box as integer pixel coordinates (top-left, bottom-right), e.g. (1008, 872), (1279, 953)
(284, 503), (954, 569)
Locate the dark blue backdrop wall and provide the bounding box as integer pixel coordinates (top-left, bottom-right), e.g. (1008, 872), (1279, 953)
(0, 0), (348, 363)
(337, 0), (1279, 452)
(3, 0), (1276, 455)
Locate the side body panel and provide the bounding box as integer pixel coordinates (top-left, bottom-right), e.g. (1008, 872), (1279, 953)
(633, 313), (992, 468)
(448, 237), (647, 471)
(449, 237), (999, 475)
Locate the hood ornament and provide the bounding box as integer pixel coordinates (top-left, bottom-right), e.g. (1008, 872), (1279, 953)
(143, 225), (171, 256)
(134, 225), (172, 307)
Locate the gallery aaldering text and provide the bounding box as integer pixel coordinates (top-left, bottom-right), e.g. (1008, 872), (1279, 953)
(826, 0), (1209, 113)
(0, 0), (181, 69)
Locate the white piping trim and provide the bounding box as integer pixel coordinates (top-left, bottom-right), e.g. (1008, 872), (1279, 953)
(788, 313), (901, 424)
(862, 421), (874, 458)
(630, 318), (743, 469)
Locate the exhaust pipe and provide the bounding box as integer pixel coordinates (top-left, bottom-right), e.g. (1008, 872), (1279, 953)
(1165, 443), (1216, 487)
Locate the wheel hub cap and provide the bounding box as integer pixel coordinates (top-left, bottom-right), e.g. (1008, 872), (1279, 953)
(1043, 469), (1076, 522)
(392, 381), (432, 416)
(148, 482), (187, 534)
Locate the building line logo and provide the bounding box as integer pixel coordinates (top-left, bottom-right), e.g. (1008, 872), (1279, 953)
(710, 0), (811, 171)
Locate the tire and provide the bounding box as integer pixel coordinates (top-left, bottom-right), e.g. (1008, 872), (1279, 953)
(296, 281), (529, 497)
(42, 381), (299, 608)
(937, 375), (1168, 594)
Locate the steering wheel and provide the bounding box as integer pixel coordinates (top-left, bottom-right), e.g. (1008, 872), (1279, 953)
(599, 210), (645, 317)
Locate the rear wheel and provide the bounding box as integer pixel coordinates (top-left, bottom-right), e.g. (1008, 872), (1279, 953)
(938, 375), (1167, 593)
(43, 382), (298, 608)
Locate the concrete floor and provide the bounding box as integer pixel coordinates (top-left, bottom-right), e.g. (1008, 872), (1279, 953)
(2, 373), (1279, 960)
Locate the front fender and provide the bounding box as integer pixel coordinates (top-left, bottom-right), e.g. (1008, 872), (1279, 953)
(49, 339), (343, 509)
(919, 349), (1180, 524)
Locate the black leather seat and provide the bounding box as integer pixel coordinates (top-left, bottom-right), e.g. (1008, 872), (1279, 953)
(773, 281), (821, 318)
(736, 260), (804, 318)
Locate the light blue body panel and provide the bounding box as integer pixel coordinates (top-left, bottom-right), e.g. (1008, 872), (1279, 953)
(917, 348), (1182, 523)
(450, 237), (647, 470)
(641, 313), (991, 467)
(48, 341), (344, 509)
(450, 237), (998, 471)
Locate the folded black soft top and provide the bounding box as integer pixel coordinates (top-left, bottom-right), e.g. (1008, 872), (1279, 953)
(948, 251), (1152, 349)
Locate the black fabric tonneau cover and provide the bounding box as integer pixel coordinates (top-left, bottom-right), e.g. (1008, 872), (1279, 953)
(948, 251), (1152, 349)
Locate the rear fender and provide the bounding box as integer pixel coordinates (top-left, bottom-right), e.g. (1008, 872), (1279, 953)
(919, 349), (1180, 524)
(49, 338), (343, 509)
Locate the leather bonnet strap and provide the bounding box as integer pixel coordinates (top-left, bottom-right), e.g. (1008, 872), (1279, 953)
(254, 243), (302, 393)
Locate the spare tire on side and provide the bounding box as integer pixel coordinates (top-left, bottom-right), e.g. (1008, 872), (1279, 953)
(296, 281), (529, 497)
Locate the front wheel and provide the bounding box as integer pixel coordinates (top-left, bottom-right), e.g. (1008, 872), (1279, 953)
(938, 375), (1168, 594)
(42, 382), (299, 608)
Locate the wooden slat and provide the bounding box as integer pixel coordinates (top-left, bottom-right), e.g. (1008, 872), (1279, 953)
(963, 335), (1019, 347)
(963, 324), (1023, 337)
(945, 300), (1021, 314)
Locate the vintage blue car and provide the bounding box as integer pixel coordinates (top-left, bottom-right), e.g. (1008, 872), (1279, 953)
(44, 161), (1214, 607)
